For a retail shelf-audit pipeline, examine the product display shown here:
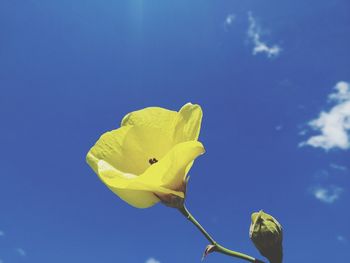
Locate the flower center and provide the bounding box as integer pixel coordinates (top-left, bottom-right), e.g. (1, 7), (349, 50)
(149, 158), (158, 165)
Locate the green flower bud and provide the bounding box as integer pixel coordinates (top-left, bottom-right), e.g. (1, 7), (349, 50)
(249, 210), (283, 263)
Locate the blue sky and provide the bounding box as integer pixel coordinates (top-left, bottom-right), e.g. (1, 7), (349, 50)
(0, 0), (349, 263)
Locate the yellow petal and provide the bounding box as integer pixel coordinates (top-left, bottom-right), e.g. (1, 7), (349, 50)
(87, 125), (173, 176)
(173, 103), (203, 174)
(95, 160), (159, 208)
(96, 160), (184, 208)
(120, 103), (203, 169)
(174, 103), (203, 143)
(112, 188), (159, 208)
(121, 106), (177, 130)
(120, 106), (179, 165)
(139, 141), (205, 191)
(122, 125), (174, 173)
(86, 126), (135, 174)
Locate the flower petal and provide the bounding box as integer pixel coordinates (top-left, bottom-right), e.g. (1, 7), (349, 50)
(122, 125), (174, 173)
(121, 106), (177, 130)
(112, 189), (160, 208)
(94, 160), (159, 208)
(174, 103), (203, 143)
(173, 103), (203, 174)
(139, 141), (205, 191)
(95, 160), (185, 208)
(121, 106), (180, 164)
(86, 126), (136, 174)
(87, 125), (174, 175)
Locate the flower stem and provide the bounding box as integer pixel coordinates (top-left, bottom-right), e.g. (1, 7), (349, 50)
(178, 205), (216, 244)
(178, 205), (265, 263)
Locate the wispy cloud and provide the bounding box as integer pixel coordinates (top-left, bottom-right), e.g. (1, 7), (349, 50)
(330, 163), (348, 171)
(0, 230), (4, 237)
(146, 257), (160, 263)
(275, 125), (283, 131)
(224, 14), (236, 27)
(300, 81), (350, 150)
(0, 258), (3, 263)
(247, 12), (281, 58)
(16, 248), (26, 257)
(337, 235), (347, 243)
(311, 185), (343, 204)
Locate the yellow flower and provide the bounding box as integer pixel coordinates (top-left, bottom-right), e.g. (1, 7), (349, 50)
(86, 103), (205, 208)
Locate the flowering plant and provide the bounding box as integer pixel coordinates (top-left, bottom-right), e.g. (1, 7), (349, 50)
(87, 103), (282, 263)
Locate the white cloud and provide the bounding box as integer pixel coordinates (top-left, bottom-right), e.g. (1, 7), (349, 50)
(312, 185), (343, 204)
(301, 81), (350, 150)
(247, 12), (281, 58)
(224, 14), (236, 27)
(329, 82), (350, 101)
(0, 259), (3, 263)
(16, 248), (26, 257)
(0, 230), (4, 237)
(146, 257), (160, 263)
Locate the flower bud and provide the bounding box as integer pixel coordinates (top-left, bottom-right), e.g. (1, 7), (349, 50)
(249, 210), (283, 263)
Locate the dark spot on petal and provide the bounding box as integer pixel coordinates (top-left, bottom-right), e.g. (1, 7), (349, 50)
(149, 158), (158, 165)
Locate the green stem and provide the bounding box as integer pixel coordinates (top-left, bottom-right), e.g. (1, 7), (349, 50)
(178, 205), (216, 244)
(178, 205), (265, 263)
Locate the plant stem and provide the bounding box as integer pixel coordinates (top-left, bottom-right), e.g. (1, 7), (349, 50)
(178, 205), (265, 263)
(178, 205), (216, 244)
